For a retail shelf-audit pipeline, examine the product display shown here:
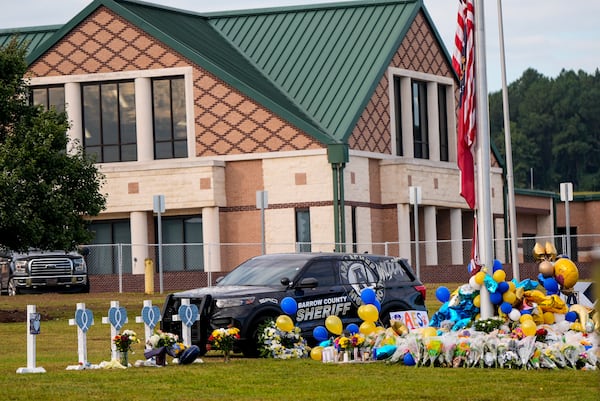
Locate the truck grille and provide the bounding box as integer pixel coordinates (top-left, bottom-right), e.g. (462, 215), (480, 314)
(30, 257), (72, 276)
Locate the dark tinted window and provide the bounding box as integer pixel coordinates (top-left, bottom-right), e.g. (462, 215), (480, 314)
(300, 260), (337, 287)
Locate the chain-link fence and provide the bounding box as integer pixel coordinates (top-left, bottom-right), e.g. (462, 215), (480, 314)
(85, 234), (599, 293)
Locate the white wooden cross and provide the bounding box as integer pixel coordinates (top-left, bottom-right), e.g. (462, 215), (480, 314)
(16, 305), (46, 374)
(66, 303), (94, 369)
(101, 301), (128, 360)
(171, 299), (199, 347)
(135, 300), (161, 351)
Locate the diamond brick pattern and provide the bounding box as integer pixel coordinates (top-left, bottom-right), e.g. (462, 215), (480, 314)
(349, 12), (455, 154)
(28, 6), (322, 157)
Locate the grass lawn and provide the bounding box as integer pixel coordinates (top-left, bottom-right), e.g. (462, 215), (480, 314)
(0, 286), (598, 401)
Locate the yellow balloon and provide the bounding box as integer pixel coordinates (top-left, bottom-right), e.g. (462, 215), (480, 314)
(507, 281), (516, 292)
(359, 321), (376, 335)
(521, 319), (537, 336)
(325, 315), (343, 335)
(519, 314), (533, 323)
(543, 311), (555, 324)
(502, 291), (516, 305)
(473, 294), (481, 308)
(554, 258), (579, 289)
(310, 346), (323, 361)
(276, 314), (294, 332)
(474, 272), (485, 285)
(422, 327), (437, 338)
(492, 270), (506, 283)
(358, 304), (379, 322)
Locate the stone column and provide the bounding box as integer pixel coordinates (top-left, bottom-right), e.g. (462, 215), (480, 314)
(202, 207), (221, 272)
(135, 77), (153, 161)
(130, 211), (149, 275)
(397, 203), (412, 260)
(424, 206), (438, 265)
(450, 209), (464, 265)
(64, 82), (82, 154)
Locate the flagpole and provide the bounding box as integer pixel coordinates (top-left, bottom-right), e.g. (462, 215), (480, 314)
(496, 0), (520, 282)
(473, 0), (494, 319)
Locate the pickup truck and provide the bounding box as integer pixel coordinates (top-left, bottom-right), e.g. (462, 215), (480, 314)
(0, 249), (90, 295)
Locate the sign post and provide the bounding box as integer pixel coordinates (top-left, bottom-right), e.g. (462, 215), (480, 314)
(153, 194), (166, 293)
(560, 182), (573, 257)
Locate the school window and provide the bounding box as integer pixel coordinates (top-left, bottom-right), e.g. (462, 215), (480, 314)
(31, 86), (65, 113)
(438, 84), (449, 161)
(412, 80), (429, 159)
(159, 216), (203, 271)
(295, 209), (311, 252)
(393, 76), (403, 156)
(153, 76), (187, 159)
(82, 81), (137, 163)
(87, 220), (132, 274)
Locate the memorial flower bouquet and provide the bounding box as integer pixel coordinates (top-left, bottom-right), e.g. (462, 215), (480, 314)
(113, 329), (139, 352)
(208, 326), (240, 361)
(258, 320), (309, 359)
(147, 330), (178, 349)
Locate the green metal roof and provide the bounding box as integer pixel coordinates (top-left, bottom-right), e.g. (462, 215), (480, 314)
(0, 25), (60, 55)
(2, 0), (447, 145)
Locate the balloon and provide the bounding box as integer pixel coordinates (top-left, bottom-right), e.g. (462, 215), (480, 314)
(474, 272), (485, 285)
(543, 277), (559, 295)
(435, 286), (451, 303)
(313, 326), (329, 342)
(275, 314), (294, 332)
(373, 299), (381, 312)
(325, 315), (343, 335)
(422, 327), (437, 337)
(520, 314), (533, 323)
(539, 260), (554, 278)
(473, 294), (481, 308)
(554, 258), (579, 289)
(508, 309), (521, 321)
(280, 297), (298, 315)
(360, 288), (376, 305)
(310, 346), (323, 361)
(492, 269), (506, 283)
(543, 311), (555, 324)
(358, 304), (379, 322)
(403, 352), (416, 366)
(502, 291), (516, 305)
(359, 321), (376, 335)
(492, 259), (503, 272)
(496, 281), (509, 294)
(507, 281), (516, 292)
(564, 311), (578, 322)
(500, 302), (512, 314)
(521, 319), (537, 336)
(490, 291), (503, 305)
(346, 323), (359, 334)
(467, 262), (473, 274)
(469, 275), (481, 290)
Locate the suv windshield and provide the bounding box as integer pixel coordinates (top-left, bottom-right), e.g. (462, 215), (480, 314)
(217, 257), (306, 286)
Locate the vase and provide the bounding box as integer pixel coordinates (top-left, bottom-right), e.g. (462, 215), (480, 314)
(353, 347), (359, 361)
(119, 351), (129, 367)
(343, 351), (349, 363)
(223, 350), (230, 363)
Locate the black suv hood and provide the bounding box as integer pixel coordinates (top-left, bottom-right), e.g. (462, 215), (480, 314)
(173, 285), (282, 299)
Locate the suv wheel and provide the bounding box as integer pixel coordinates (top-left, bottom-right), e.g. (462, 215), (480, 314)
(8, 279), (18, 296)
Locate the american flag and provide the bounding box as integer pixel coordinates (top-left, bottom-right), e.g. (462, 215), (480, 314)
(453, 0), (476, 209)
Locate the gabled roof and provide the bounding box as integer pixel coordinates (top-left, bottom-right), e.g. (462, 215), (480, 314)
(1, 0), (453, 145)
(0, 25), (60, 55)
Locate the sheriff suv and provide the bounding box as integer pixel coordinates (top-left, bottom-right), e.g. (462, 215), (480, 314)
(0, 249), (90, 295)
(160, 253), (427, 357)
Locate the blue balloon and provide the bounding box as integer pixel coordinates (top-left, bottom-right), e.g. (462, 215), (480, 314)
(543, 277), (559, 295)
(403, 352), (416, 366)
(497, 281), (509, 294)
(435, 286), (451, 303)
(565, 311), (577, 322)
(467, 262), (473, 274)
(490, 291), (503, 305)
(493, 259), (503, 272)
(500, 302), (512, 314)
(346, 323), (359, 334)
(521, 309), (532, 315)
(280, 297), (298, 315)
(313, 325), (329, 342)
(361, 288), (376, 305)
(373, 298), (381, 312)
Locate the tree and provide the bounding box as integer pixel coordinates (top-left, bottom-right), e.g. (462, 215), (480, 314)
(0, 39), (106, 252)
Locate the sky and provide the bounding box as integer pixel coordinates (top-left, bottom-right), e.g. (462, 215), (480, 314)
(1, 0), (598, 92)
